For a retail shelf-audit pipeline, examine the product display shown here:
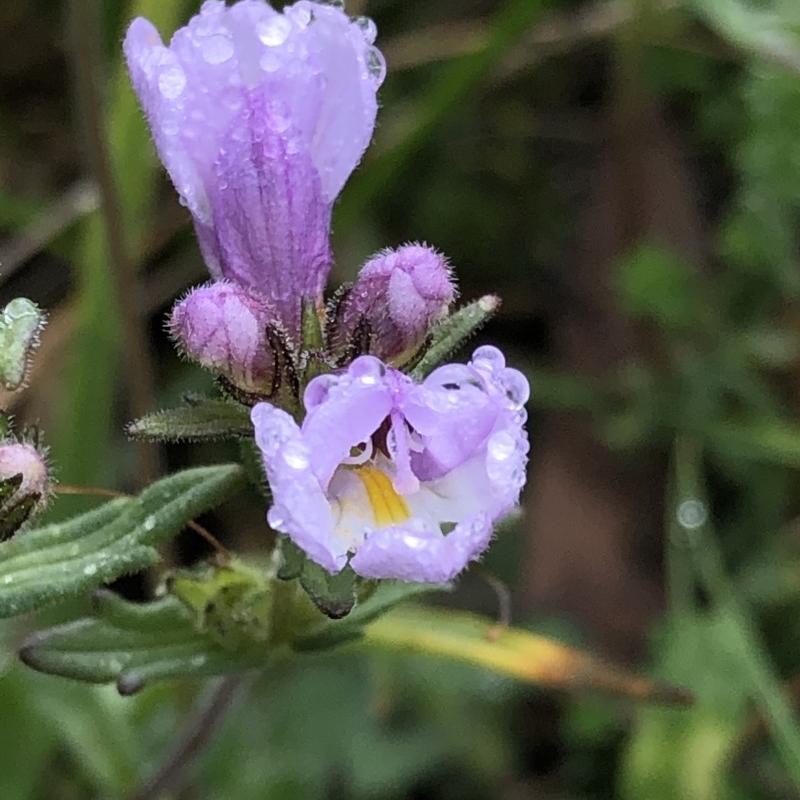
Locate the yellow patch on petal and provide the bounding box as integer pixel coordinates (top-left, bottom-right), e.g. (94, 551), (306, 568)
(354, 465), (410, 527)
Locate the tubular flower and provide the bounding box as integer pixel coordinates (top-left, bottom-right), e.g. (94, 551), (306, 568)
(251, 346), (529, 582)
(124, 0), (383, 332)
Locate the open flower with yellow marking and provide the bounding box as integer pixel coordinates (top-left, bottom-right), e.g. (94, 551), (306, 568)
(251, 346), (529, 582)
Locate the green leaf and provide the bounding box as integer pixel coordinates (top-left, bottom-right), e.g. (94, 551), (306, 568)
(410, 295), (500, 380)
(0, 464), (245, 618)
(293, 579), (444, 651)
(0, 298), (45, 391)
(126, 396), (253, 442)
(19, 592), (263, 694)
(300, 561), (357, 619)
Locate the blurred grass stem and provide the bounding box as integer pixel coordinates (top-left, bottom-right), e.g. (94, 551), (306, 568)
(674, 436), (800, 788)
(67, 0), (158, 486)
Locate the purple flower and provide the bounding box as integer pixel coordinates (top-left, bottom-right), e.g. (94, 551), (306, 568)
(331, 244), (456, 365)
(124, 0), (383, 332)
(251, 346), (529, 582)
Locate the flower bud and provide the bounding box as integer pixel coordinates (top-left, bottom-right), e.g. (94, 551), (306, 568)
(169, 282), (280, 394)
(331, 244), (456, 365)
(0, 441), (51, 540)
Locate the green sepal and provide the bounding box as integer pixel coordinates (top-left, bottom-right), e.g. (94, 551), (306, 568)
(410, 295), (501, 380)
(0, 298), (46, 391)
(126, 396), (252, 442)
(301, 295), (325, 351)
(293, 579), (445, 651)
(0, 464), (245, 618)
(276, 535), (306, 580)
(18, 592), (264, 695)
(169, 557), (274, 649)
(0, 474), (22, 505)
(299, 561), (356, 619)
(0, 493), (38, 542)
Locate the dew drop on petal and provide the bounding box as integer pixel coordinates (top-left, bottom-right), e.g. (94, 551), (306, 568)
(257, 16), (292, 47)
(83, 563), (98, 577)
(288, 5), (313, 27)
(487, 430), (516, 462)
(282, 440), (310, 470)
(259, 50), (282, 72)
(201, 34), (234, 64)
(349, 355), (386, 385)
(498, 368), (530, 410)
(267, 505), (286, 529)
(354, 15), (377, 44)
(304, 373), (339, 410)
(158, 64), (187, 99)
(143, 515), (157, 532)
(366, 47), (386, 85)
(471, 345), (505, 372)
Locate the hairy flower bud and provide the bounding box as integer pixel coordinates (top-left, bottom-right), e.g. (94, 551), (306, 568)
(170, 282), (279, 394)
(331, 244), (456, 365)
(0, 441), (51, 540)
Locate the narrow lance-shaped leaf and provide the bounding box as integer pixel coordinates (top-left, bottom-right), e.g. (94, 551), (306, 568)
(126, 396), (253, 442)
(19, 591), (264, 695)
(363, 606), (694, 704)
(0, 464), (245, 618)
(410, 295), (500, 380)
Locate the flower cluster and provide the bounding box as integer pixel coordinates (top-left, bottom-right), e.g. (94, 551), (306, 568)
(125, 0), (529, 585)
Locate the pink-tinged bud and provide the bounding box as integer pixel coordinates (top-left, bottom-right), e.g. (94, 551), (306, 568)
(331, 244), (456, 365)
(0, 441), (50, 540)
(169, 282), (279, 394)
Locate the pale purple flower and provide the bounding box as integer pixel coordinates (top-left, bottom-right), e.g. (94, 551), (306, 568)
(169, 282), (278, 393)
(124, 0), (383, 332)
(331, 244), (456, 365)
(251, 346), (529, 582)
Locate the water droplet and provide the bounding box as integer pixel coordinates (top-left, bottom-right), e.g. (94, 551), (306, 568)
(487, 431), (516, 462)
(157, 64), (187, 99)
(677, 499), (707, 530)
(267, 505), (286, 529)
(471, 345), (505, 372)
(259, 50), (282, 72)
(162, 118), (180, 136)
(257, 16), (292, 47)
(191, 655), (207, 668)
(143, 515), (157, 532)
(304, 373), (339, 410)
(288, 5), (313, 27)
(83, 563), (98, 577)
(2, 575), (13, 585)
(426, 364), (483, 395)
(354, 15), (377, 44)
(282, 440), (310, 470)
(201, 34), (234, 64)
(349, 355), (386, 385)
(366, 47), (386, 84)
(498, 368), (530, 410)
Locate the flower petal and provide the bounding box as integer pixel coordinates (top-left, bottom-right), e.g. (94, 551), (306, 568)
(350, 513), (493, 582)
(205, 91), (332, 321)
(301, 357), (395, 489)
(251, 402), (344, 573)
